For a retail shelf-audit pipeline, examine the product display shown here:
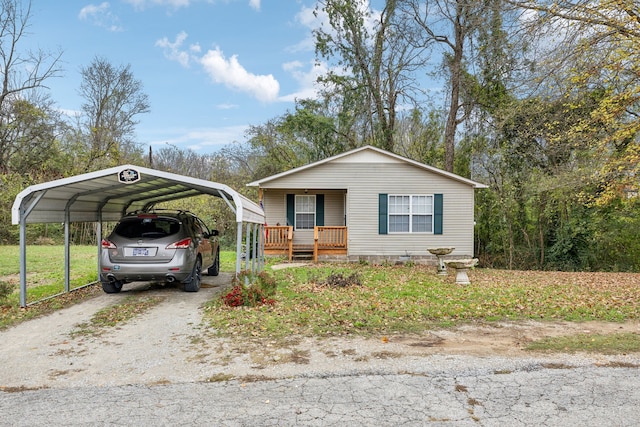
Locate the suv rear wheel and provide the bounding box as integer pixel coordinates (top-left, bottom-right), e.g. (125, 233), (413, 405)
(102, 280), (123, 294)
(182, 258), (202, 292)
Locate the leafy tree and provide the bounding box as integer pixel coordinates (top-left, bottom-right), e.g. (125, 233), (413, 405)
(279, 99), (348, 160)
(507, 0), (640, 205)
(0, 98), (62, 173)
(395, 108), (446, 169)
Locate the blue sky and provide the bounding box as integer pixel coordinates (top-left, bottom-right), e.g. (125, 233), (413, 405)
(27, 0), (333, 154)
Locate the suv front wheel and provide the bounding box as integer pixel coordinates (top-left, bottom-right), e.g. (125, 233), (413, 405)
(207, 250), (220, 276)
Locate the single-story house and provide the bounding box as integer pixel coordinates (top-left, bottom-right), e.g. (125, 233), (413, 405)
(247, 145), (487, 263)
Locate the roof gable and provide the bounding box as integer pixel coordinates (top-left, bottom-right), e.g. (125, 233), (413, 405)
(247, 145), (487, 189)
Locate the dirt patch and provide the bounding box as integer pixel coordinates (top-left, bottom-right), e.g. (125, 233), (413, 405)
(0, 273), (639, 390)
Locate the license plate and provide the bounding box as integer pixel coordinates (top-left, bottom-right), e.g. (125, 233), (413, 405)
(132, 248), (150, 256)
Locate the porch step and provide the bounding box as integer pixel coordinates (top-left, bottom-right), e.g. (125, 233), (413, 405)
(292, 245), (314, 261)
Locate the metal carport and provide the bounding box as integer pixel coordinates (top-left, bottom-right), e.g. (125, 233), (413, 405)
(11, 165), (265, 307)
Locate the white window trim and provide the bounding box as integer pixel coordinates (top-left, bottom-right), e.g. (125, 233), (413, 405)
(388, 194), (434, 234)
(295, 194), (316, 231)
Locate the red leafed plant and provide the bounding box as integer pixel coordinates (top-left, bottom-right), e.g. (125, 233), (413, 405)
(221, 270), (277, 307)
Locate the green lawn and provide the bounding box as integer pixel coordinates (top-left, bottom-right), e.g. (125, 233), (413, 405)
(0, 245), (98, 299)
(2, 245), (640, 354)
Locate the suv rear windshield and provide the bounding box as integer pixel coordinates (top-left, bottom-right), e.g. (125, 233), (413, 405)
(114, 217), (181, 239)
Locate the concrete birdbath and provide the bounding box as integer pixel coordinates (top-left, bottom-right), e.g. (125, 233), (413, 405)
(427, 247), (455, 275)
(444, 258), (478, 285)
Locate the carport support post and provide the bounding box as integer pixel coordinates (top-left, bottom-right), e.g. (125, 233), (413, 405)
(251, 222), (258, 273)
(19, 219), (27, 308)
(258, 223), (264, 272)
(64, 209), (70, 293)
(235, 222), (243, 276)
(96, 211), (103, 286)
(245, 224), (251, 272)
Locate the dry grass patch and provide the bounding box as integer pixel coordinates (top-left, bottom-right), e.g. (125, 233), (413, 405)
(527, 332), (640, 354)
(69, 295), (165, 338)
(203, 264), (640, 340)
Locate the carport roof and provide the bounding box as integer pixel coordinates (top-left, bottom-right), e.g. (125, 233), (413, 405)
(12, 165), (264, 225)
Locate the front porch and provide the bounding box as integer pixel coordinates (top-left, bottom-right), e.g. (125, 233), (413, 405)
(264, 225), (348, 262)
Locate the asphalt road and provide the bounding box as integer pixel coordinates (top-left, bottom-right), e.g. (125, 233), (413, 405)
(1, 273), (639, 426)
(2, 361), (639, 426)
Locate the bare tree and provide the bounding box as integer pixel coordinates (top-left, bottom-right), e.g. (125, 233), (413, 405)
(400, 0), (488, 172)
(314, 0), (430, 152)
(78, 56), (150, 170)
(0, 0), (62, 172)
(0, 0), (62, 109)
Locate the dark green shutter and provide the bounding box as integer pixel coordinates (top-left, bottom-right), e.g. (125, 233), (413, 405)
(378, 194), (388, 235)
(286, 194), (295, 227)
(434, 193), (443, 235)
(316, 194), (324, 226)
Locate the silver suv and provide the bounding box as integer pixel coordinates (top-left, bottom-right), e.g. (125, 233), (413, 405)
(100, 210), (220, 293)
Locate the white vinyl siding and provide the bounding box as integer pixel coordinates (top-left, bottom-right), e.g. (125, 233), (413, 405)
(259, 152), (478, 257)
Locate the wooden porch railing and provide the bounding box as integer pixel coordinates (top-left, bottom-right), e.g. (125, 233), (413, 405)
(264, 225), (293, 261)
(313, 226), (348, 262)
(263, 225), (347, 262)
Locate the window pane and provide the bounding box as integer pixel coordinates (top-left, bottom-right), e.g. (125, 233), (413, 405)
(389, 215), (409, 232)
(412, 196), (432, 214)
(296, 213), (315, 230)
(412, 215), (432, 232)
(296, 195), (315, 213)
(389, 195), (410, 214)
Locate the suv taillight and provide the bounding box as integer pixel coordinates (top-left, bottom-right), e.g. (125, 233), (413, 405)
(167, 237), (192, 249)
(101, 239), (117, 249)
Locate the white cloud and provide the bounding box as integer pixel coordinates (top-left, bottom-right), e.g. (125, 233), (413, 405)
(156, 32), (280, 102)
(216, 103), (239, 110)
(287, 5), (320, 53)
(78, 2), (123, 32)
(199, 47), (280, 103)
(279, 60), (326, 102)
(124, 0), (190, 10)
(155, 31), (193, 67)
(149, 125), (249, 152)
(249, 0), (261, 12)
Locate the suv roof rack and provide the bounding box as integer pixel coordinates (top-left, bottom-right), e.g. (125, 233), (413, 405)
(126, 208), (196, 217)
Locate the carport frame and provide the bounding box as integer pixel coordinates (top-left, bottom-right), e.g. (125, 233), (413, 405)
(12, 165), (265, 307)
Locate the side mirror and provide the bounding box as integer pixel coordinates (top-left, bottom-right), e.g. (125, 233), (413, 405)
(210, 229), (219, 236)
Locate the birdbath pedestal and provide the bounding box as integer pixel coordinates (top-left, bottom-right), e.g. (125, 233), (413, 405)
(427, 247), (455, 275)
(444, 259), (479, 285)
